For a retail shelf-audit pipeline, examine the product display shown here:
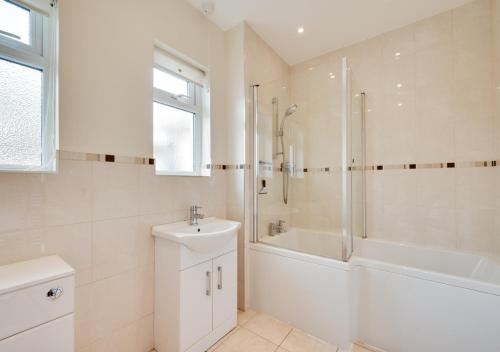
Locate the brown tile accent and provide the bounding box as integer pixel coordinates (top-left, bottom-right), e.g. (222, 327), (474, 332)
(57, 150), (498, 173)
(86, 153), (99, 161)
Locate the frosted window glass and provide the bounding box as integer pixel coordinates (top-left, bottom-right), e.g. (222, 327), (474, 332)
(154, 68), (189, 97)
(153, 102), (194, 173)
(0, 0), (30, 44)
(0, 58), (42, 167)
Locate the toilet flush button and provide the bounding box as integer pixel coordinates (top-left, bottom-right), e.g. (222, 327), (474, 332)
(46, 287), (64, 300)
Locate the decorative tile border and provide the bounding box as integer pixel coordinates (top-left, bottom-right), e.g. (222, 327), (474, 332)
(356, 160), (499, 171)
(206, 164), (249, 170)
(59, 151), (499, 173)
(260, 160), (500, 174)
(58, 150), (248, 170)
(59, 150), (155, 165)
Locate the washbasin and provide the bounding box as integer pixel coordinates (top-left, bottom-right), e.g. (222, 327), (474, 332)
(152, 217), (241, 253)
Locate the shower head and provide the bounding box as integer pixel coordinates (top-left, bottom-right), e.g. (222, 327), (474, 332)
(280, 104), (298, 132)
(284, 104), (298, 117)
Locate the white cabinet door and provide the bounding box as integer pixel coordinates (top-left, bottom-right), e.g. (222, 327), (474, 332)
(0, 314), (74, 352)
(180, 261), (213, 351)
(213, 251), (237, 328)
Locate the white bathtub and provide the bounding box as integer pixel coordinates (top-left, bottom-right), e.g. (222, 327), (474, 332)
(250, 228), (500, 351)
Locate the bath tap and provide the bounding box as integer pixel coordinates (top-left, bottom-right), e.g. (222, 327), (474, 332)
(269, 220), (286, 236)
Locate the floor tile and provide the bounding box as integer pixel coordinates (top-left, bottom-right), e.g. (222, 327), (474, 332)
(212, 327), (277, 352)
(237, 309), (258, 326)
(351, 344), (377, 352)
(207, 327), (240, 352)
(281, 329), (338, 352)
(242, 312), (292, 345)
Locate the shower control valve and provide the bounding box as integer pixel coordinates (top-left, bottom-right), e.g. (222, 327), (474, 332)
(269, 220), (287, 236)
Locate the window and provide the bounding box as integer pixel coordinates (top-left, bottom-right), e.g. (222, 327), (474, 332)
(0, 0), (30, 44)
(153, 46), (210, 176)
(0, 0), (58, 171)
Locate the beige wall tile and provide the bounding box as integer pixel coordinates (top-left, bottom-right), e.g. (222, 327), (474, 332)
(90, 268), (144, 341)
(380, 25), (416, 62)
(75, 284), (93, 349)
(456, 208), (496, 255)
(91, 162), (140, 221)
(22, 160), (92, 229)
(138, 165), (174, 215)
(0, 173), (27, 233)
(46, 223), (93, 286)
(415, 169), (455, 209)
(414, 12), (453, 50)
(92, 217), (140, 281)
(415, 207), (457, 248)
(275, 0), (499, 255)
(455, 168), (495, 211)
(89, 314), (154, 352)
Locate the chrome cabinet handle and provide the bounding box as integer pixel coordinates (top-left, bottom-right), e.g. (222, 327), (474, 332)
(217, 266), (222, 290)
(47, 287), (64, 300)
(206, 271), (211, 296)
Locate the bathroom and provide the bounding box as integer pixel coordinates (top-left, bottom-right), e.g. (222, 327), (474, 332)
(0, 0), (499, 351)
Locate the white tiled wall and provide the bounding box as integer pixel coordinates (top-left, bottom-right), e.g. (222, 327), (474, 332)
(0, 161), (226, 351)
(243, 25), (296, 242)
(251, 0), (500, 260)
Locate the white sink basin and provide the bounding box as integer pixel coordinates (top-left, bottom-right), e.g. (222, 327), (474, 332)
(152, 218), (241, 253)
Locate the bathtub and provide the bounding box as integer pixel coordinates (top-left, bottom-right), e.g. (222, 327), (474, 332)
(249, 228), (500, 352)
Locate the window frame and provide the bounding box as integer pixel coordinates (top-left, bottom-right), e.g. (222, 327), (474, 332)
(0, 0), (57, 172)
(153, 66), (203, 176)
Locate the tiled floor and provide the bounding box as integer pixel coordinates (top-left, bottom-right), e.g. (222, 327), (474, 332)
(151, 310), (377, 352)
(208, 310), (340, 352)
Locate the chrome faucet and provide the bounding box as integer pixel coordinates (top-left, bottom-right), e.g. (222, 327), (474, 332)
(189, 205), (204, 226)
(269, 220), (286, 236)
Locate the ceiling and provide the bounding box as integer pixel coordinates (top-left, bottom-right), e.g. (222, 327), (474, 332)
(186, 0), (474, 65)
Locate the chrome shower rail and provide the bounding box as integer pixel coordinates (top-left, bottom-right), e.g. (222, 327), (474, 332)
(361, 92), (367, 239)
(251, 85), (259, 243)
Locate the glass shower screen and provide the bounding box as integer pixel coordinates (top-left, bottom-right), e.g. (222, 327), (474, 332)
(250, 57), (365, 262)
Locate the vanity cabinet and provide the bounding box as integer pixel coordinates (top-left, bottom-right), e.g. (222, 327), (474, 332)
(212, 252), (237, 328)
(154, 228), (238, 352)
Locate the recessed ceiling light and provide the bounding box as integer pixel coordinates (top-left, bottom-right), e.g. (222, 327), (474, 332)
(330, 75), (336, 79)
(395, 52), (401, 57)
(297, 26), (305, 34)
(396, 83), (403, 88)
(397, 102), (403, 107)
